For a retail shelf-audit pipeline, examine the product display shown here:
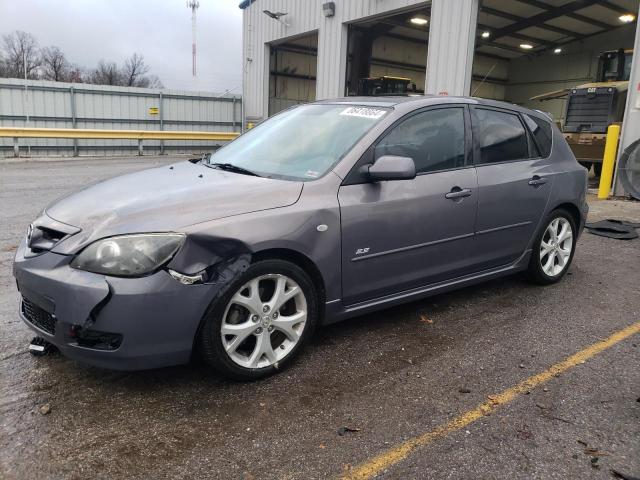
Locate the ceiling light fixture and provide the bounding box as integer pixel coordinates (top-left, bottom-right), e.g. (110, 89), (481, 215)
(554, 47), (562, 54)
(410, 15), (428, 26)
(520, 43), (534, 50)
(481, 31), (490, 38)
(619, 13), (636, 23)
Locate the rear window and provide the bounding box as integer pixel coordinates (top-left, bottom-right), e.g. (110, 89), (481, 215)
(523, 114), (553, 157)
(472, 108), (529, 164)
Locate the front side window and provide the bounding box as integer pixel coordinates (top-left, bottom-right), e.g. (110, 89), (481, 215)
(207, 104), (389, 181)
(523, 114), (553, 158)
(472, 108), (529, 164)
(375, 108), (466, 174)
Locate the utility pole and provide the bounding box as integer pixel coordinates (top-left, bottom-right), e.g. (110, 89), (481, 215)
(187, 1), (200, 77)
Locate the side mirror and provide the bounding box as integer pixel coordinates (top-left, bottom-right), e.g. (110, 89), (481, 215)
(367, 155), (416, 181)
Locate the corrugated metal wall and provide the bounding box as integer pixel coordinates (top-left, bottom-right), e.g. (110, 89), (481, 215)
(425, 0), (478, 96)
(0, 78), (241, 157)
(614, 8), (640, 195)
(471, 55), (509, 100)
(243, 0), (430, 122)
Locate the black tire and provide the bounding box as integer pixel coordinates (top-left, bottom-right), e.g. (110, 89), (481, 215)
(593, 162), (602, 178)
(527, 208), (577, 285)
(197, 259), (318, 381)
(578, 161), (592, 173)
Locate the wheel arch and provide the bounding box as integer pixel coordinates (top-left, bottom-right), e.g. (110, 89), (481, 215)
(190, 247), (328, 363)
(551, 202), (581, 229)
(251, 248), (327, 320)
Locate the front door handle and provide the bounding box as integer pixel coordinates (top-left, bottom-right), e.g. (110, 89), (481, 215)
(528, 175), (548, 187)
(445, 187), (472, 200)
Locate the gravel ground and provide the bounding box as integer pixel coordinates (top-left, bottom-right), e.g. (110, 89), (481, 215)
(1, 156), (639, 480)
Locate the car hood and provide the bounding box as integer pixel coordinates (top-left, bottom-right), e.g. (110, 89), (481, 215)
(46, 161), (303, 254)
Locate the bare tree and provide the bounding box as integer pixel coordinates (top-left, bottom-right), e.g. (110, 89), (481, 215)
(89, 60), (122, 85)
(122, 53), (150, 87)
(0, 30), (162, 87)
(68, 65), (85, 83)
(143, 74), (164, 89)
(1, 31), (41, 79)
(40, 46), (69, 81)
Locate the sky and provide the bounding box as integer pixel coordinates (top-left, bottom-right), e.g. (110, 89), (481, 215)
(0, 0), (243, 93)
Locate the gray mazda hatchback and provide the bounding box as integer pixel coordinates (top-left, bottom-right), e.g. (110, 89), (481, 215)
(14, 96), (588, 380)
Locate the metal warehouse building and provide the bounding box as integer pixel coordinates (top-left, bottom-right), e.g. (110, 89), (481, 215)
(239, 0), (640, 196)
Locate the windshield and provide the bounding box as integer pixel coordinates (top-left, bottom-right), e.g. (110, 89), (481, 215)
(207, 104), (389, 181)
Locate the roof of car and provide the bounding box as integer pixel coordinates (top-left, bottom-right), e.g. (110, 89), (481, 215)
(314, 96), (432, 107)
(314, 95), (551, 121)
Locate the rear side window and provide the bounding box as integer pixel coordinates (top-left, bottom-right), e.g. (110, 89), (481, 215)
(523, 114), (553, 157)
(472, 108), (529, 164)
(375, 107), (466, 174)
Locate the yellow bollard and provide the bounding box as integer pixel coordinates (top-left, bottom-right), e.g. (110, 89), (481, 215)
(597, 124), (621, 199)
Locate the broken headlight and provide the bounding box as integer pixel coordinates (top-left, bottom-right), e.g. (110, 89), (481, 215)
(71, 233), (185, 277)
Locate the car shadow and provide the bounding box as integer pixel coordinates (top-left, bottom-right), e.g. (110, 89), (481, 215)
(54, 272), (535, 395)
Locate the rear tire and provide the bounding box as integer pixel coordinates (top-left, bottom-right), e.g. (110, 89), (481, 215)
(197, 259), (318, 381)
(527, 209), (577, 285)
(593, 162), (603, 177)
(578, 161), (592, 174)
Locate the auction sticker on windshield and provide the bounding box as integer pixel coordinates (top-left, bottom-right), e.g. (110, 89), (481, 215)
(340, 106), (386, 119)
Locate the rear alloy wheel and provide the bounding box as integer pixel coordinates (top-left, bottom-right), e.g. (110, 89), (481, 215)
(527, 209), (576, 284)
(198, 260), (317, 380)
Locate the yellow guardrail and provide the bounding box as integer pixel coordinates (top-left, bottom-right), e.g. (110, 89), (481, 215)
(0, 127), (240, 156)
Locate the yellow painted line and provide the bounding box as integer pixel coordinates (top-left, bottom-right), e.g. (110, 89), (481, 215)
(343, 321), (640, 480)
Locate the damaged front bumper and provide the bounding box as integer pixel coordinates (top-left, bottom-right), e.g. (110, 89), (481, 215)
(12, 237), (233, 370)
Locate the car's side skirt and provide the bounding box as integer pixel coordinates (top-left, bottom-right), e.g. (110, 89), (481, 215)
(322, 249), (532, 325)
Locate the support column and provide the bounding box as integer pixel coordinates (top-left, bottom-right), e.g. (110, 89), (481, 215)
(159, 92), (165, 155)
(316, 20), (348, 100)
(70, 86), (79, 156)
(613, 10), (640, 196)
(232, 96), (238, 131)
(425, 0), (479, 96)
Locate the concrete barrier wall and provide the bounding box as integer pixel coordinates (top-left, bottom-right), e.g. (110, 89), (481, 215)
(0, 78), (241, 157)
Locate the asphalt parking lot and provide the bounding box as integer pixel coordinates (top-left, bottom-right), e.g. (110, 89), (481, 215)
(1, 156), (639, 480)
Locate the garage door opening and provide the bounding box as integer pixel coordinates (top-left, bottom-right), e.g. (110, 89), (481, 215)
(346, 6), (429, 97)
(268, 32), (318, 115)
(471, 0), (639, 183)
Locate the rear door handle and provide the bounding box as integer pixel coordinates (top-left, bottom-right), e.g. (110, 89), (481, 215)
(445, 187), (472, 200)
(528, 175), (548, 186)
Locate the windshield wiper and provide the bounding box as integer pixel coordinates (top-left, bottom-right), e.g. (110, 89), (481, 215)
(208, 162), (261, 177)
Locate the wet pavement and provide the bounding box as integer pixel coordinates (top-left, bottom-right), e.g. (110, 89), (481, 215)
(1, 156), (639, 479)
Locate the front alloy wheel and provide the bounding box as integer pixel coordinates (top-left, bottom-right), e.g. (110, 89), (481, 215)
(222, 274), (307, 369)
(198, 259), (317, 380)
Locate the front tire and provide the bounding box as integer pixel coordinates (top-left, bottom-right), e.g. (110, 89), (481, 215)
(527, 209), (577, 285)
(197, 259), (318, 381)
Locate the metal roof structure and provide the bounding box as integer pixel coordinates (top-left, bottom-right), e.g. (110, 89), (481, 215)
(476, 0), (638, 58)
(242, 0), (638, 60)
